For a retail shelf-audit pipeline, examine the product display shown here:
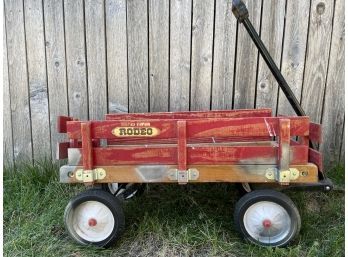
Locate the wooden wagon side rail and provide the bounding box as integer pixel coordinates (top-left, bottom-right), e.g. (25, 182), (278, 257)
(64, 116), (310, 139)
(57, 114), (320, 186)
(105, 108), (272, 120)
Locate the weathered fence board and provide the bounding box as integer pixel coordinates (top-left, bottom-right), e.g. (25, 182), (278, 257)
(43, 0), (69, 159)
(255, 0), (285, 113)
(5, 0), (33, 161)
(3, 0), (344, 168)
(190, 0), (215, 111)
(211, 0), (236, 110)
(3, 17), (14, 165)
(169, 0), (191, 111)
(105, 0), (128, 113)
(149, 0), (169, 112)
(24, 0), (51, 159)
(233, 0), (261, 109)
(301, 0), (334, 123)
(320, 0), (344, 167)
(85, 0), (108, 120)
(127, 0), (149, 113)
(64, 0), (88, 120)
(277, 0), (310, 116)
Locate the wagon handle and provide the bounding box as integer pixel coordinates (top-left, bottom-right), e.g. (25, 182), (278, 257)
(231, 0), (306, 117)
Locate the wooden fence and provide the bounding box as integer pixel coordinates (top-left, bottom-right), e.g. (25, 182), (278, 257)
(3, 0), (344, 169)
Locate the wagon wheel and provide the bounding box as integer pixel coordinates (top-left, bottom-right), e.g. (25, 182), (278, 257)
(64, 189), (125, 248)
(234, 189), (301, 247)
(101, 183), (145, 200)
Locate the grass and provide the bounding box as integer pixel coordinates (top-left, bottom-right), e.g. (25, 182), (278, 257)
(3, 161), (344, 257)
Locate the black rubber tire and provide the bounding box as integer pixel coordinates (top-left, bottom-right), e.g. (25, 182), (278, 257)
(234, 189), (301, 247)
(64, 189), (125, 248)
(101, 183), (145, 200)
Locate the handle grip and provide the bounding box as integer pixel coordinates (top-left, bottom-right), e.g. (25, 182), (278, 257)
(232, 0), (249, 22)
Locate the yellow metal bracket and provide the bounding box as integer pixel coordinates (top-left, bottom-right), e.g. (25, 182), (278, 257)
(168, 168), (199, 184)
(265, 168), (300, 184)
(75, 168), (106, 183)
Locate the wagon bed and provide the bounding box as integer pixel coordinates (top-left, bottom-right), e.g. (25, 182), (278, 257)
(57, 108), (324, 186)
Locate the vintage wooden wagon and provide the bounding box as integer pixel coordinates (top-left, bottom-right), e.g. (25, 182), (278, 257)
(57, 108), (331, 247)
(56, 0), (332, 248)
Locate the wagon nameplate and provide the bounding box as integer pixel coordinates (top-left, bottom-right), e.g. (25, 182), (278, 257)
(112, 127), (160, 137)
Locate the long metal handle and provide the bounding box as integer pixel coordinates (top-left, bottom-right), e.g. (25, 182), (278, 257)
(232, 0), (306, 116)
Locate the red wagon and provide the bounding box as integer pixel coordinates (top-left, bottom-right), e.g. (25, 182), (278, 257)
(57, 0), (332, 248)
(57, 108), (331, 247)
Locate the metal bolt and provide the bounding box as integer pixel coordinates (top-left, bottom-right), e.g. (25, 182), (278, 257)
(325, 186), (331, 191)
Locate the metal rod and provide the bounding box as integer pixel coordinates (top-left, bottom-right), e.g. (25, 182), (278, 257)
(232, 0), (306, 116)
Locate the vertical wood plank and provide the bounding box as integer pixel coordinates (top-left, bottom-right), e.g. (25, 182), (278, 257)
(5, 0), (33, 161)
(301, 0), (334, 123)
(255, 0), (286, 113)
(190, 0), (215, 111)
(85, 0), (107, 120)
(233, 0), (262, 109)
(64, 0), (88, 120)
(3, 18), (14, 165)
(169, 0), (191, 111)
(211, 0), (236, 110)
(127, 0), (148, 113)
(278, 118), (291, 184)
(177, 120), (187, 171)
(339, 123), (344, 164)
(105, 0), (128, 113)
(320, 0), (344, 168)
(149, 0), (169, 112)
(277, 1), (310, 116)
(81, 122), (93, 170)
(24, 0), (51, 159)
(43, 0), (69, 159)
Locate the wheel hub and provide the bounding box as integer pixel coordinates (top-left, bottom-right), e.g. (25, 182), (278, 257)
(262, 219), (272, 228)
(88, 218), (97, 227)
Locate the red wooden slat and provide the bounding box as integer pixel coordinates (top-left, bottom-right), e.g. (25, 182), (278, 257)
(81, 122), (93, 170)
(309, 148), (323, 172)
(57, 116), (73, 133)
(56, 142), (70, 159)
(105, 108), (272, 120)
(290, 145), (308, 164)
(177, 121), (187, 170)
(67, 116), (309, 139)
(278, 119), (291, 173)
(309, 122), (322, 143)
(70, 145), (307, 165)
